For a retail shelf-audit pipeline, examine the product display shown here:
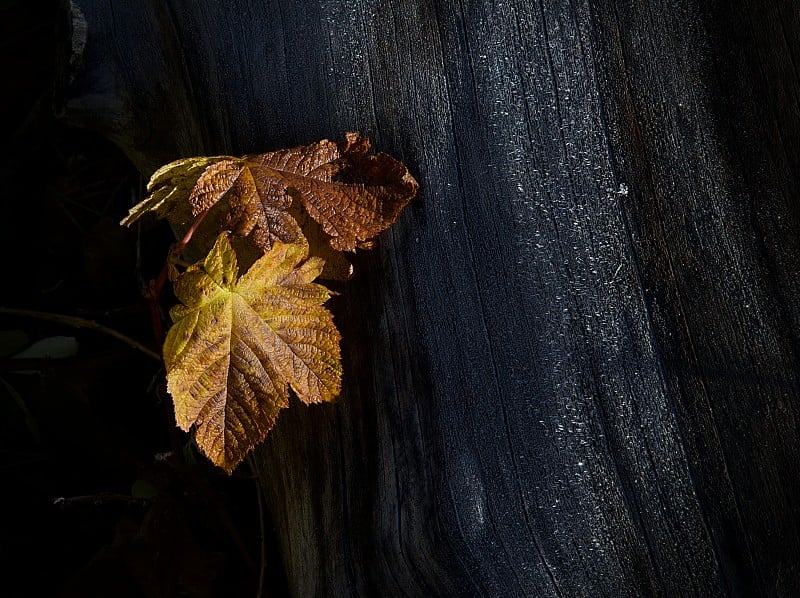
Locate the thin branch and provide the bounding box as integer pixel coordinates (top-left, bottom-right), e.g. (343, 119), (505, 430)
(0, 307), (161, 362)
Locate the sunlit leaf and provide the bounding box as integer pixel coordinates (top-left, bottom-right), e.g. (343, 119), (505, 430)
(163, 233), (341, 472)
(120, 133), (418, 260)
(245, 132), (418, 251)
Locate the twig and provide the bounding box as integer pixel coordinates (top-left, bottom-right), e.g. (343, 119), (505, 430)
(0, 307), (161, 362)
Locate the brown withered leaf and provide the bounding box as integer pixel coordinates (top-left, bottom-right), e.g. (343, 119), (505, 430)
(188, 159), (305, 250)
(246, 132), (417, 251)
(163, 233), (341, 473)
(120, 133), (417, 256)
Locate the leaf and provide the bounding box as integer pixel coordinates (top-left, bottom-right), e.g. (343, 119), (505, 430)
(163, 233), (341, 472)
(120, 156), (241, 261)
(188, 159), (305, 251)
(12, 336), (79, 360)
(120, 156), (224, 226)
(120, 133), (418, 255)
(244, 132), (418, 251)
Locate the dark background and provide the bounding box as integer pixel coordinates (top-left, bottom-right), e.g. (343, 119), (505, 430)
(0, 2), (266, 595)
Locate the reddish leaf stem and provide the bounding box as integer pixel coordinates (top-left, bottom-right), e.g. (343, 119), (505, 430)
(147, 207), (213, 343)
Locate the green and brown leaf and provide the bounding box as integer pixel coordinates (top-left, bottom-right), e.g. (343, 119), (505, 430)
(163, 233), (341, 473)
